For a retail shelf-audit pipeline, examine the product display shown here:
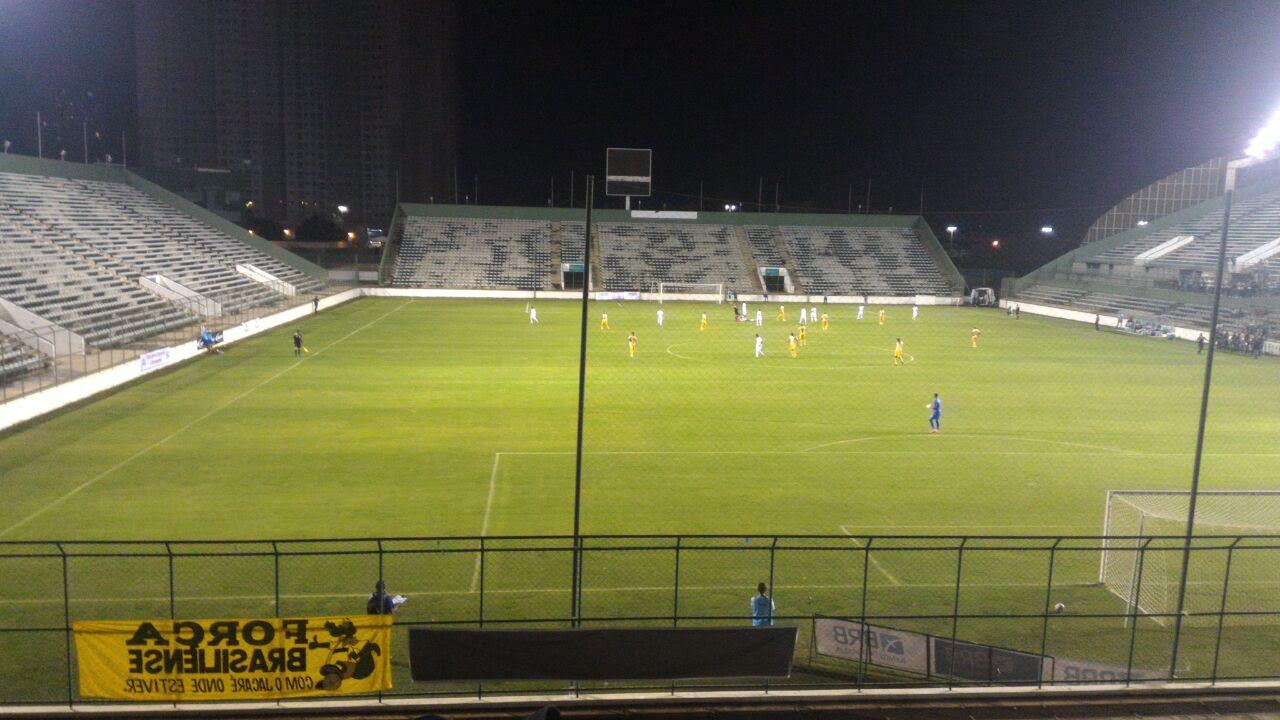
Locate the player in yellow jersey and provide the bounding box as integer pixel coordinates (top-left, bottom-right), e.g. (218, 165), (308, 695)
(893, 337), (905, 366)
(628, 331), (637, 358)
(878, 309), (885, 326)
(797, 324), (807, 346)
(600, 312), (610, 331)
(777, 305), (787, 321)
(700, 312), (708, 331)
(820, 312), (829, 330)
(971, 327), (981, 348)
(787, 332), (798, 358)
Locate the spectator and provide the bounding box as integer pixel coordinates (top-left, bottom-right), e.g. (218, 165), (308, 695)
(366, 580), (406, 615)
(1197, 334), (1205, 354)
(751, 582), (774, 627)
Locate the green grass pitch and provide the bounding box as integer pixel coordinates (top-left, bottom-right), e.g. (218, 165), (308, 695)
(0, 297), (1277, 699)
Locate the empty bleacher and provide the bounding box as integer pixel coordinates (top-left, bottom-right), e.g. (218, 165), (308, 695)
(0, 172), (320, 311)
(778, 226), (953, 296)
(0, 333), (45, 380)
(595, 223), (753, 292)
(0, 218), (195, 347)
(392, 217), (553, 290)
(743, 226), (786, 267)
(1090, 187), (1280, 267)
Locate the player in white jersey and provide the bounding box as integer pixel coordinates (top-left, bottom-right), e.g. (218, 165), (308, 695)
(754, 334), (765, 357)
(657, 308), (664, 327)
(857, 305), (865, 321)
(809, 307), (818, 323)
(912, 305), (919, 320)
(529, 307), (539, 323)
(755, 309), (763, 326)
(741, 301), (748, 317)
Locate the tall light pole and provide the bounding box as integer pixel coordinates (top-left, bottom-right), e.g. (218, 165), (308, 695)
(1168, 108), (1280, 678)
(945, 225), (957, 252)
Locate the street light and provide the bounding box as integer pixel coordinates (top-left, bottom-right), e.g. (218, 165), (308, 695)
(1039, 225), (1054, 235)
(337, 205), (349, 215)
(990, 239), (1000, 249)
(1136, 219), (1149, 226)
(945, 225), (957, 251)
(1169, 106), (1280, 679)
(282, 228), (293, 238)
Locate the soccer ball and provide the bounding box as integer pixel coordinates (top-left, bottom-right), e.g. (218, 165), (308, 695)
(925, 404), (932, 409)
(1054, 602), (1066, 613)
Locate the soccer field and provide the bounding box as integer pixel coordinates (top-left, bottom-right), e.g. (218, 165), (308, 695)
(2, 297), (1276, 541)
(1, 296), (1278, 699)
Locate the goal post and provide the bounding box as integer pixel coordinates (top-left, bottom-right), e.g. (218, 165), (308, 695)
(657, 282), (724, 304)
(1099, 490), (1280, 624)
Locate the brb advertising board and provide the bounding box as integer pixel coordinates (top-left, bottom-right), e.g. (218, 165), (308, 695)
(813, 618), (929, 675)
(73, 615), (392, 701)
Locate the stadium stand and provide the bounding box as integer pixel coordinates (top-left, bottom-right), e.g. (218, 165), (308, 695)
(0, 214), (196, 346)
(0, 172), (321, 311)
(0, 332), (45, 380)
(595, 222), (753, 292)
(392, 217), (554, 290)
(0, 154), (326, 378)
(1010, 168), (1280, 334)
(779, 226), (954, 296)
(388, 205), (963, 297)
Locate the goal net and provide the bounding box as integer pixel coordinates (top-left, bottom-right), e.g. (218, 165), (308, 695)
(1099, 491), (1280, 624)
(657, 282), (723, 304)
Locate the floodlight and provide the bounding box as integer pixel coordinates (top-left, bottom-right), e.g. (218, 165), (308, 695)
(1040, 226), (1054, 234)
(1137, 219), (1148, 226)
(945, 225), (957, 233)
(1245, 107), (1280, 160)
(337, 204), (349, 214)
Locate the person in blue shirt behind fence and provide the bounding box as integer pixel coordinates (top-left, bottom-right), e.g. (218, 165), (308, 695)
(751, 582), (774, 626)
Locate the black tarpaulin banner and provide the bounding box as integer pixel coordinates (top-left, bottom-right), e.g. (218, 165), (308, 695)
(409, 627), (796, 681)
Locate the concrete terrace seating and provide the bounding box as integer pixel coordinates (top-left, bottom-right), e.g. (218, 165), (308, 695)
(0, 333), (45, 380)
(743, 226), (786, 267)
(556, 222), (586, 263)
(595, 223), (752, 292)
(0, 172), (318, 312)
(1012, 285), (1088, 306)
(0, 227), (195, 347)
(1091, 188), (1280, 267)
(1074, 291), (1175, 317)
(778, 226), (952, 296)
(392, 217), (553, 290)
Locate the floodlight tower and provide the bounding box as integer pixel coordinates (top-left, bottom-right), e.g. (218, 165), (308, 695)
(1168, 107), (1280, 678)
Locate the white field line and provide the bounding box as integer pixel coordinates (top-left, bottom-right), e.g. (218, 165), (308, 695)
(0, 300), (414, 539)
(469, 452), (503, 591)
(803, 433), (1141, 455)
(840, 526), (902, 586)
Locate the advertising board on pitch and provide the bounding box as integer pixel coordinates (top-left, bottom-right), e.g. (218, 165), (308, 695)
(813, 618), (928, 675)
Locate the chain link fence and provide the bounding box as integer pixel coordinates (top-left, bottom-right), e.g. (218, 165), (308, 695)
(2, 533), (1279, 705)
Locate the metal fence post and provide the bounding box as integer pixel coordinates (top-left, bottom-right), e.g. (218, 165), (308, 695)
(1124, 537), (1153, 686)
(768, 536), (778, 603)
(272, 542), (281, 617)
(165, 542), (176, 620)
(856, 537), (872, 688)
(672, 537), (681, 627)
(58, 543), (73, 706)
(1209, 538), (1240, 684)
(478, 537), (486, 627)
(1039, 535), (1059, 686)
(376, 539), (384, 588)
(947, 538), (967, 688)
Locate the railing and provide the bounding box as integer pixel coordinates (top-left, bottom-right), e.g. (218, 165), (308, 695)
(0, 286), (338, 405)
(3, 533), (1278, 706)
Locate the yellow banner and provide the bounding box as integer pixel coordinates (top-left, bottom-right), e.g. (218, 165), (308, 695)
(73, 615), (392, 701)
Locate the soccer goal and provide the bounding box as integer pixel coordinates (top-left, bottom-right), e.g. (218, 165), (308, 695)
(1099, 490), (1280, 625)
(657, 282), (724, 304)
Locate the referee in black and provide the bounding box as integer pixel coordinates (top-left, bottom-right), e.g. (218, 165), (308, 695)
(293, 330), (303, 358)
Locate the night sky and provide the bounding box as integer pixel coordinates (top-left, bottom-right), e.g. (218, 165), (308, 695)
(3, 0), (1280, 266)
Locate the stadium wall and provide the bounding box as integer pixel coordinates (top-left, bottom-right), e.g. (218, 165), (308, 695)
(0, 289), (961, 432)
(995, 299), (1270, 350)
